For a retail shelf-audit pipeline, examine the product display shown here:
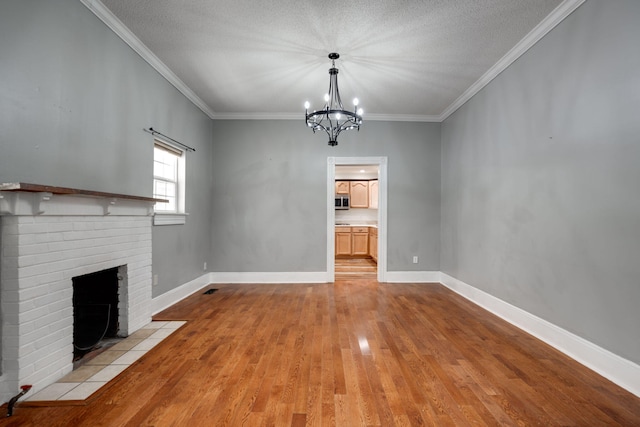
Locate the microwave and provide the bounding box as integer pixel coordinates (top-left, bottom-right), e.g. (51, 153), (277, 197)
(335, 194), (350, 210)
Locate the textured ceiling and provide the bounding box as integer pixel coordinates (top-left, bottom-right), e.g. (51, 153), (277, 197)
(97, 0), (567, 121)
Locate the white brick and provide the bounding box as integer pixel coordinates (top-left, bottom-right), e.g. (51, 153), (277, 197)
(46, 318), (72, 335)
(72, 221), (96, 231)
(3, 209), (153, 401)
(1, 256), (19, 278)
(34, 328), (67, 350)
(20, 283), (51, 301)
(18, 251), (65, 268)
(19, 222), (70, 235)
(2, 328), (19, 347)
(2, 243), (19, 257)
(34, 349), (70, 375)
(3, 358), (19, 373)
(17, 319), (36, 335)
(19, 271), (64, 289)
(17, 350), (39, 372)
(1, 278), (19, 292)
(30, 347), (71, 377)
(33, 310), (65, 331)
(19, 262), (66, 280)
(2, 301), (20, 316)
(20, 304), (50, 324)
(1, 222), (20, 236)
(46, 298), (72, 316)
(19, 342), (37, 357)
(18, 242), (61, 256)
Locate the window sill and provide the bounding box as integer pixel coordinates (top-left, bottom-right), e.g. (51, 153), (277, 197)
(153, 212), (188, 226)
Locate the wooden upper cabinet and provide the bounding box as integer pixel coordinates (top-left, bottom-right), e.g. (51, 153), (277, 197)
(369, 180), (379, 209)
(335, 181), (350, 194)
(349, 181), (369, 208)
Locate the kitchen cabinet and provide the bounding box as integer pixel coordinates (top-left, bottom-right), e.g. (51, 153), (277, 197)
(369, 227), (378, 262)
(335, 226), (372, 257)
(369, 180), (379, 209)
(349, 181), (369, 208)
(335, 227), (352, 256)
(351, 227), (369, 256)
(335, 181), (350, 195)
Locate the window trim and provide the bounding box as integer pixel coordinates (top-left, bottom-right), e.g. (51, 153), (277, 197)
(153, 212), (188, 226)
(153, 139), (187, 226)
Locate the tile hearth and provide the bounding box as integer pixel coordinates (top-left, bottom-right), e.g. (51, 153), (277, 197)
(25, 321), (186, 402)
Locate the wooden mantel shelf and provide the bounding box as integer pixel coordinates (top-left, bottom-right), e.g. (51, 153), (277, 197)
(0, 182), (167, 203)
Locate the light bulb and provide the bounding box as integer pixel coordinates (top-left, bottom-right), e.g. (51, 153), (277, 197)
(324, 93), (330, 102)
(335, 113), (341, 120)
(304, 101), (310, 109)
(353, 98), (359, 106)
(357, 108), (364, 116)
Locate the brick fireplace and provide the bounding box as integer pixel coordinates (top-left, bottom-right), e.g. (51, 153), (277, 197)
(0, 183), (159, 403)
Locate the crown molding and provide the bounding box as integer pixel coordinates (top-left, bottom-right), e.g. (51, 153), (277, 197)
(80, 0), (217, 119)
(439, 0), (587, 121)
(363, 113), (441, 123)
(81, 0), (585, 124)
(212, 112), (301, 121)
(212, 112), (441, 122)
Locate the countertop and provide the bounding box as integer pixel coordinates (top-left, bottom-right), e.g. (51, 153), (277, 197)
(335, 223), (377, 228)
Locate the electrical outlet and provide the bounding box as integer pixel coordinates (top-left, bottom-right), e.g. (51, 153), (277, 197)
(153, 274), (158, 286)
(412, 256), (418, 264)
(203, 262), (207, 271)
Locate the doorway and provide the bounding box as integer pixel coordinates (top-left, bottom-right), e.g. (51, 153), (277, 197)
(327, 157), (387, 282)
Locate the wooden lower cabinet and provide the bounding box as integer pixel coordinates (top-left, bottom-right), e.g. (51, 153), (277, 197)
(351, 227), (369, 256)
(335, 227), (352, 256)
(369, 227), (378, 262)
(336, 226), (377, 259)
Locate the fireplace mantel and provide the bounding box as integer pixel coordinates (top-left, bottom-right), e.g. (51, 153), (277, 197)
(0, 182), (167, 216)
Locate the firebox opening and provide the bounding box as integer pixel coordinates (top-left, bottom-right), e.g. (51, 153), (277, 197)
(72, 266), (122, 361)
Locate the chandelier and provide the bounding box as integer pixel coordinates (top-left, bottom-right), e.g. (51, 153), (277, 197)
(304, 53), (363, 146)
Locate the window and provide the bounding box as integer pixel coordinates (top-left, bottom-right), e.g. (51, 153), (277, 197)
(153, 141), (186, 225)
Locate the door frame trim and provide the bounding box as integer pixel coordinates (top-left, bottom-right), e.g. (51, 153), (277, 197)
(327, 157), (387, 282)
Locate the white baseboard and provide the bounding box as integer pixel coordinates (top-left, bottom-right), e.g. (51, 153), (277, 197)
(440, 273), (640, 398)
(150, 269), (639, 398)
(208, 271), (329, 284)
(151, 272), (328, 315)
(385, 271), (442, 283)
(151, 273), (211, 315)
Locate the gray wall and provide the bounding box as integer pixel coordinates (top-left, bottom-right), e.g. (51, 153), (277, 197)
(210, 120), (441, 273)
(441, 0), (640, 364)
(0, 0), (213, 298)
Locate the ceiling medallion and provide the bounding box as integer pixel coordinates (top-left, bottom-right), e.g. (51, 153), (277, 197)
(304, 53), (363, 146)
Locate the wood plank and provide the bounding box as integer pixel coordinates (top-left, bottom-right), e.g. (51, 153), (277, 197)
(6, 281), (640, 426)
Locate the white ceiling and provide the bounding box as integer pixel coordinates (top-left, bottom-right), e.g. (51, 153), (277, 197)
(87, 0), (582, 122)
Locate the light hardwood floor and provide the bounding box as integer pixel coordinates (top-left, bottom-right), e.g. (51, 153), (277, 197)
(5, 279), (640, 426)
(335, 257), (377, 280)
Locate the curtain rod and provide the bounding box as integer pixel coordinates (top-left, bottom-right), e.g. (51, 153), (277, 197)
(143, 127), (196, 152)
